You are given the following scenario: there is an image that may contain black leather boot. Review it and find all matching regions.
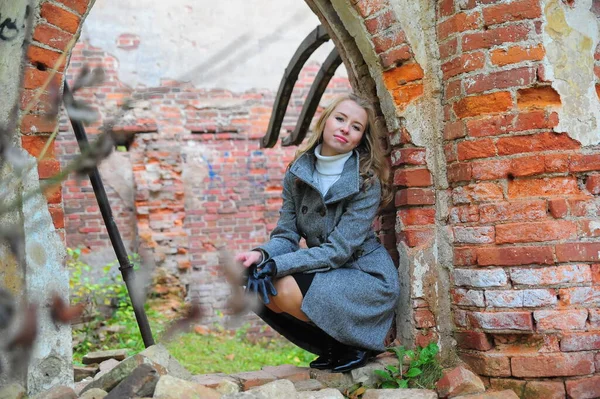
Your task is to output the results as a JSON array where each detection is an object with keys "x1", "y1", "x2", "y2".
[
  {"x1": 331, "y1": 347, "x2": 374, "y2": 373},
  {"x1": 309, "y1": 337, "x2": 340, "y2": 370}
]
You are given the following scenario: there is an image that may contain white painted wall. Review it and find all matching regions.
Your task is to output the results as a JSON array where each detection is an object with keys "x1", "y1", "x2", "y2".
[{"x1": 81, "y1": 0, "x2": 346, "y2": 91}]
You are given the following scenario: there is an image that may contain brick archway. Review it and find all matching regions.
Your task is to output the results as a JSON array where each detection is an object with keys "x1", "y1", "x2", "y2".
[{"x1": 307, "y1": 0, "x2": 600, "y2": 395}]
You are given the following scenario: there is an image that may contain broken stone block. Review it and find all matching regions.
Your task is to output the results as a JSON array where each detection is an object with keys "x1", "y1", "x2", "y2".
[
  {"x1": 309, "y1": 369, "x2": 352, "y2": 389},
  {"x1": 139, "y1": 343, "x2": 193, "y2": 381},
  {"x1": 436, "y1": 365, "x2": 486, "y2": 398},
  {"x1": 349, "y1": 361, "x2": 385, "y2": 387},
  {"x1": 192, "y1": 373, "x2": 240, "y2": 393},
  {"x1": 78, "y1": 388, "x2": 108, "y2": 399},
  {"x1": 457, "y1": 390, "x2": 519, "y2": 399},
  {"x1": 298, "y1": 388, "x2": 345, "y2": 399},
  {"x1": 31, "y1": 385, "x2": 77, "y2": 399},
  {"x1": 230, "y1": 370, "x2": 277, "y2": 390},
  {"x1": 74, "y1": 365, "x2": 99, "y2": 382},
  {"x1": 362, "y1": 389, "x2": 438, "y2": 399},
  {"x1": 94, "y1": 359, "x2": 120, "y2": 379},
  {"x1": 222, "y1": 392, "x2": 267, "y2": 399},
  {"x1": 153, "y1": 375, "x2": 221, "y2": 399},
  {"x1": 0, "y1": 383, "x2": 26, "y2": 399},
  {"x1": 80, "y1": 354, "x2": 167, "y2": 395},
  {"x1": 217, "y1": 379, "x2": 242, "y2": 395},
  {"x1": 82, "y1": 349, "x2": 128, "y2": 365},
  {"x1": 104, "y1": 364, "x2": 160, "y2": 399},
  {"x1": 294, "y1": 379, "x2": 325, "y2": 392},
  {"x1": 249, "y1": 379, "x2": 298, "y2": 398},
  {"x1": 262, "y1": 364, "x2": 310, "y2": 382}
]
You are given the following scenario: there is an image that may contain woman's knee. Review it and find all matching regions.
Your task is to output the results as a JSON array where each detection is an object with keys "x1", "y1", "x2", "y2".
[{"x1": 272, "y1": 277, "x2": 303, "y2": 311}]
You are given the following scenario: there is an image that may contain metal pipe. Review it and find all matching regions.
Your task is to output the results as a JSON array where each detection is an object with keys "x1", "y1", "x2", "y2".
[{"x1": 63, "y1": 82, "x2": 155, "y2": 348}]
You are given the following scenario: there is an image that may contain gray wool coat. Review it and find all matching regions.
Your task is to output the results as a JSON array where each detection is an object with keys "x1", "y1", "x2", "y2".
[{"x1": 257, "y1": 150, "x2": 400, "y2": 352}]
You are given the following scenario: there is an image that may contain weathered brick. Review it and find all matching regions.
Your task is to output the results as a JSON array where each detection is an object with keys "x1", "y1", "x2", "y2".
[
  {"x1": 586, "y1": 175, "x2": 600, "y2": 194},
  {"x1": 511, "y1": 353, "x2": 595, "y2": 377},
  {"x1": 452, "y1": 182, "x2": 504, "y2": 204},
  {"x1": 445, "y1": 143, "x2": 458, "y2": 162},
  {"x1": 483, "y1": 0, "x2": 542, "y2": 25},
  {"x1": 41, "y1": 2, "x2": 82, "y2": 34},
  {"x1": 462, "y1": 23, "x2": 531, "y2": 51},
  {"x1": 561, "y1": 332, "x2": 600, "y2": 351},
  {"x1": 21, "y1": 115, "x2": 58, "y2": 134},
  {"x1": 458, "y1": 352, "x2": 511, "y2": 377},
  {"x1": 548, "y1": 198, "x2": 568, "y2": 218},
  {"x1": 590, "y1": 308, "x2": 600, "y2": 328},
  {"x1": 508, "y1": 155, "x2": 545, "y2": 177},
  {"x1": 383, "y1": 63, "x2": 424, "y2": 88},
  {"x1": 556, "y1": 242, "x2": 600, "y2": 262},
  {"x1": 390, "y1": 83, "x2": 424, "y2": 108},
  {"x1": 453, "y1": 226, "x2": 495, "y2": 244},
  {"x1": 533, "y1": 309, "x2": 587, "y2": 331},
  {"x1": 453, "y1": 288, "x2": 486, "y2": 307},
  {"x1": 390, "y1": 148, "x2": 426, "y2": 166},
  {"x1": 393, "y1": 168, "x2": 432, "y2": 187},
  {"x1": 372, "y1": 28, "x2": 406, "y2": 53},
  {"x1": 464, "y1": 67, "x2": 536, "y2": 94},
  {"x1": 395, "y1": 188, "x2": 435, "y2": 206},
  {"x1": 479, "y1": 200, "x2": 546, "y2": 223},
  {"x1": 515, "y1": 110, "x2": 558, "y2": 131},
  {"x1": 568, "y1": 152, "x2": 599, "y2": 172},
  {"x1": 444, "y1": 120, "x2": 466, "y2": 140},
  {"x1": 468, "y1": 311, "x2": 533, "y2": 331},
  {"x1": 457, "y1": 138, "x2": 496, "y2": 160},
  {"x1": 455, "y1": 247, "x2": 478, "y2": 266},
  {"x1": 454, "y1": 92, "x2": 513, "y2": 118},
  {"x1": 38, "y1": 159, "x2": 61, "y2": 179},
  {"x1": 582, "y1": 219, "x2": 600, "y2": 237},
  {"x1": 438, "y1": 0, "x2": 455, "y2": 18},
  {"x1": 439, "y1": 37, "x2": 459, "y2": 60},
  {"x1": 522, "y1": 381, "x2": 566, "y2": 399},
  {"x1": 33, "y1": 23, "x2": 74, "y2": 51},
  {"x1": 414, "y1": 308, "x2": 436, "y2": 328},
  {"x1": 510, "y1": 264, "x2": 592, "y2": 286},
  {"x1": 450, "y1": 205, "x2": 480, "y2": 223},
  {"x1": 477, "y1": 245, "x2": 553, "y2": 266},
  {"x1": 442, "y1": 51, "x2": 486, "y2": 79},
  {"x1": 466, "y1": 114, "x2": 514, "y2": 137},
  {"x1": 486, "y1": 289, "x2": 556, "y2": 308},
  {"x1": 397, "y1": 228, "x2": 435, "y2": 247},
  {"x1": 354, "y1": 0, "x2": 387, "y2": 18},
  {"x1": 490, "y1": 44, "x2": 546, "y2": 66},
  {"x1": 49, "y1": 206, "x2": 65, "y2": 229},
  {"x1": 517, "y1": 86, "x2": 562, "y2": 108},
  {"x1": 379, "y1": 45, "x2": 412, "y2": 68},
  {"x1": 489, "y1": 379, "x2": 526, "y2": 398},
  {"x1": 437, "y1": 11, "x2": 481, "y2": 40},
  {"x1": 436, "y1": 365, "x2": 486, "y2": 398},
  {"x1": 397, "y1": 208, "x2": 436, "y2": 226},
  {"x1": 559, "y1": 286, "x2": 600, "y2": 305},
  {"x1": 55, "y1": 0, "x2": 89, "y2": 15},
  {"x1": 454, "y1": 268, "x2": 508, "y2": 288},
  {"x1": 365, "y1": 9, "x2": 397, "y2": 35},
  {"x1": 496, "y1": 132, "x2": 580, "y2": 156},
  {"x1": 565, "y1": 376, "x2": 600, "y2": 399},
  {"x1": 507, "y1": 177, "x2": 582, "y2": 198},
  {"x1": 448, "y1": 162, "x2": 472, "y2": 183},
  {"x1": 455, "y1": 331, "x2": 493, "y2": 350},
  {"x1": 495, "y1": 220, "x2": 577, "y2": 244},
  {"x1": 21, "y1": 135, "x2": 55, "y2": 158}
]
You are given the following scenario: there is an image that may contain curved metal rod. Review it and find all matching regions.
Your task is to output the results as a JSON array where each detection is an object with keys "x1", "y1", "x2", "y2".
[
  {"x1": 260, "y1": 25, "x2": 330, "y2": 148},
  {"x1": 283, "y1": 47, "x2": 342, "y2": 147}
]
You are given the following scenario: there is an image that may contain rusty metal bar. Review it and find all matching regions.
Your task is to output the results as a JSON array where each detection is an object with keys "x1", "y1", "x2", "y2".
[
  {"x1": 63, "y1": 82, "x2": 155, "y2": 348},
  {"x1": 282, "y1": 48, "x2": 342, "y2": 147},
  {"x1": 261, "y1": 25, "x2": 330, "y2": 148}
]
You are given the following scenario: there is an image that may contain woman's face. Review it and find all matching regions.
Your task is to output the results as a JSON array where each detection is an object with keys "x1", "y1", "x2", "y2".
[{"x1": 321, "y1": 100, "x2": 368, "y2": 156}]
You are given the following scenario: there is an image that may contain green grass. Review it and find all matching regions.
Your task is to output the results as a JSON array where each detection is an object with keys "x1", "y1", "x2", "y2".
[{"x1": 165, "y1": 331, "x2": 315, "y2": 374}]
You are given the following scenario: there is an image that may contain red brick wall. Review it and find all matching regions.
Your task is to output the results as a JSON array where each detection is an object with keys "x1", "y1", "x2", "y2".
[
  {"x1": 19, "y1": 0, "x2": 93, "y2": 243},
  {"x1": 438, "y1": 0, "x2": 600, "y2": 393}
]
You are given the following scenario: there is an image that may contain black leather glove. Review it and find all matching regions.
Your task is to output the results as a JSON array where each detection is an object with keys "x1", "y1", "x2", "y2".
[{"x1": 246, "y1": 260, "x2": 278, "y2": 304}]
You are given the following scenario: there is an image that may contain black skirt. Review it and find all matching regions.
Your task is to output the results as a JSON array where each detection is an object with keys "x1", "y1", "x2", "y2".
[{"x1": 291, "y1": 272, "x2": 315, "y2": 297}]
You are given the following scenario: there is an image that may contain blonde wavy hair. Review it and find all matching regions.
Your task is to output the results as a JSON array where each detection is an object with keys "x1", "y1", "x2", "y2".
[{"x1": 292, "y1": 93, "x2": 392, "y2": 205}]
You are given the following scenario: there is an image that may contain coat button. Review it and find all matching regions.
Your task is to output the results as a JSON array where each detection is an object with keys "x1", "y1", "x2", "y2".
[
  {"x1": 301, "y1": 206, "x2": 308, "y2": 214},
  {"x1": 319, "y1": 208, "x2": 326, "y2": 217}
]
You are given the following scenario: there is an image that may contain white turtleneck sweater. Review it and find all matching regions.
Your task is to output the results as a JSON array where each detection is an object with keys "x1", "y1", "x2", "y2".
[{"x1": 313, "y1": 144, "x2": 353, "y2": 196}]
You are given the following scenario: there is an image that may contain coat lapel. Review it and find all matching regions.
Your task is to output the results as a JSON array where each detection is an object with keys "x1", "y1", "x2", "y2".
[{"x1": 290, "y1": 150, "x2": 360, "y2": 204}]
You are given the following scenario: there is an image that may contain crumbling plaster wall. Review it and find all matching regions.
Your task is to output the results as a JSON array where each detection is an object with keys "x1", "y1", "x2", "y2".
[{"x1": 542, "y1": 0, "x2": 600, "y2": 146}]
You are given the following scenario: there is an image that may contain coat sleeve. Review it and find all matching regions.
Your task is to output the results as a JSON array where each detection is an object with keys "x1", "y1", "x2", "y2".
[
  {"x1": 272, "y1": 177, "x2": 381, "y2": 276},
  {"x1": 255, "y1": 171, "x2": 301, "y2": 259}
]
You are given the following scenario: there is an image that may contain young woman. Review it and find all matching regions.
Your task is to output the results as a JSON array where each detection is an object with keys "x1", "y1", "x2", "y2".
[{"x1": 235, "y1": 94, "x2": 400, "y2": 373}]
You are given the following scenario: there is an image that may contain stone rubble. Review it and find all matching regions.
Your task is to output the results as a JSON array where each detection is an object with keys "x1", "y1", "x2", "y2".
[{"x1": 0, "y1": 346, "x2": 528, "y2": 398}]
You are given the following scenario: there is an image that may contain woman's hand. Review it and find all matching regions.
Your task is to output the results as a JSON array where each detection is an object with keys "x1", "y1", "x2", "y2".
[{"x1": 235, "y1": 250, "x2": 263, "y2": 268}]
